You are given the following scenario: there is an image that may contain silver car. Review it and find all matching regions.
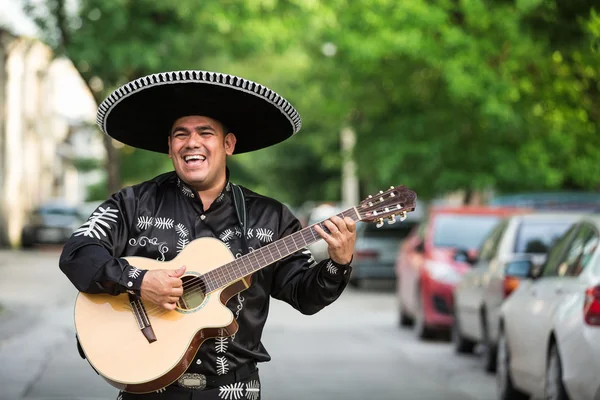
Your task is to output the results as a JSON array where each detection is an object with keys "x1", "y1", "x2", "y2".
[{"x1": 453, "y1": 211, "x2": 582, "y2": 372}]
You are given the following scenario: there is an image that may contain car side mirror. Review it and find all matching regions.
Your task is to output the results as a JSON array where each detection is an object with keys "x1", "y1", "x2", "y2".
[{"x1": 505, "y1": 259, "x2": 536, "y2": 279}]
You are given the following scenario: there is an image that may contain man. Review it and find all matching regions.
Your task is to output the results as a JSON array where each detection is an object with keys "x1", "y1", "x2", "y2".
[{"x1": 59, "y1": 70, "x2": 356, "y2": 399}]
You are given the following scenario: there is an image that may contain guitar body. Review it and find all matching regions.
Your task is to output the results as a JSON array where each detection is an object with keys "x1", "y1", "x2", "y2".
[{"x1": 74, "y1": 237, "x2": 250, "y2": 394}]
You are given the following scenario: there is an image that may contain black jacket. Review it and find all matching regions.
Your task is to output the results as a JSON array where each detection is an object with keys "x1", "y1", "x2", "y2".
[{"x1": 59, "y1": 171, "x2": 352, "y2": 376}]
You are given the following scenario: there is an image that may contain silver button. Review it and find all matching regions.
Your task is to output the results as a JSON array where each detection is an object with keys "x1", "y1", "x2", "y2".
[
  {"x1": 200, "y1": 215, "x2": 206, "y2": 220},
  {"x1": 196, "y1": 359, "x2": 202, "y2": 365},
  {"x1": 127, "y1": 281, "x2": 133, "y2": 287}
]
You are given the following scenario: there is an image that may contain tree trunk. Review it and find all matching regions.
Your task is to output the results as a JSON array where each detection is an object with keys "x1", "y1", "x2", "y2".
[{"x1": 463, "y1": 189, "x2": 473, "y2": 205}]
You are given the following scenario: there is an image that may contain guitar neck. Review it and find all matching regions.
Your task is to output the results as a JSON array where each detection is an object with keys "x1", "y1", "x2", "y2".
[{"x1": 203, "y1": 207, "x2": 361, "y2": 292}]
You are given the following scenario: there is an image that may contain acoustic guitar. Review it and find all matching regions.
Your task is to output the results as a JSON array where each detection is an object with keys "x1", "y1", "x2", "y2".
[{"x1": 74, "y1": 185, "x2": 417, "y2": 393}]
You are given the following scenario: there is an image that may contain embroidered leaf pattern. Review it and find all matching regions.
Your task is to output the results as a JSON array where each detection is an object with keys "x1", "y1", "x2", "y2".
[
  {"x1": 255, "y1": 228, "x2": 274, "y2": 243},
  {"x1": 246, "y1": 228, "x2": 254, "y2": 239},
  {"x1": 137, "y1": 216, "x2": 153, "y2": 230},
  {"x1": 245, "y1": 380, "x2": 260, "y2": 400},
  {"x1": 215, "y1": 192, "x2": 225, "y2": 203},
  {"x1": 177, "y1": 237, "x2": 189, "y2": 253},
  {"x1": 128, "y1": 267, "x2": 141, "y2": 279},
  {"x1": 154, "y1": 217, "x2": 174, "y2": 229},
  {"x1": 216, "y1": 356, "x2": 229, "y2": 375},
  {"x1": 220, "y1": 229, "x2": 234, "y2": 242},
  {"x1": 215, "y1": 337, "x2": 228, "y2": 353},
  {"x1": 325, "y1": 260, "x2": 338, "y2": 275},
  {"x1": 235, "y1": 293, "x2": 245, "y2": 319},
  {"x1": 175, "y1": 223, "x2": 189, "y2": 238},
  {"x1": 180, "y1": 185, "x2": 195, "y2": 198},
  {"x1": 219, "y1": 382, "x2": 244, "y2": 400},
  {"x1": 117, "y1": 393, "x2": 123, "y2": 400},
  {"x1": 74, "y1": 207, "x2": 119, "y2": 239},
  {"x1": 234, "y1": 227, "x2": 242, "y2": 237}
]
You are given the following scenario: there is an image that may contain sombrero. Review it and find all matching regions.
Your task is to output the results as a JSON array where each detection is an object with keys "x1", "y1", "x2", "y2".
[{"x1": 96, "y1": 70, "x2": 302, "y2": 154}]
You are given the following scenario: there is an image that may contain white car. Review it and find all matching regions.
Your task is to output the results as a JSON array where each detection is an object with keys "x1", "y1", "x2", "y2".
[
  {"x1": 497, "y1": 215, "x2": 600, "y2": 400},
  {"x1": 453, "y1": 211, "x2": 580, "y2": 372}
]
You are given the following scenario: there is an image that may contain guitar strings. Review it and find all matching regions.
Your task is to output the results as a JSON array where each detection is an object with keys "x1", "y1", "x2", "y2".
[{"x1": 134, "y1": 209, "x2": 363, "y2": 315}]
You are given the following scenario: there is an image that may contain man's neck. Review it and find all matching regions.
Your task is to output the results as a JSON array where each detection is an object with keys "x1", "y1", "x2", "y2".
[{"x1": 195, "y1": 176, "x2": 227, "y2": 211}]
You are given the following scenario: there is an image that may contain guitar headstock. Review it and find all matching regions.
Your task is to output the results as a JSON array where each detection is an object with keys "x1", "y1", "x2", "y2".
[{"x1": 358, "y1": 185, "x2": 417, "y2": 228}]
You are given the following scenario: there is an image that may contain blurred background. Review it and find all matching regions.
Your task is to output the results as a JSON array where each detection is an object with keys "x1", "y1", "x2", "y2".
[{"x1": 0, "y1": 0, "x2": 599, "y2": 399}]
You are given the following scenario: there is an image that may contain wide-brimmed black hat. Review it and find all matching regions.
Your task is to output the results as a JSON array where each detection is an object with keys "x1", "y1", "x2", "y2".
[{"x1": 96, "y1": 70, "x2": 302, "y2": 154}]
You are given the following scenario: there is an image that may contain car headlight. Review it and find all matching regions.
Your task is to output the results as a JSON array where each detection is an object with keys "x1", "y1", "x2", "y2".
[{"x1": 425, "y1": 261, "x2": 462, "y2": 284}]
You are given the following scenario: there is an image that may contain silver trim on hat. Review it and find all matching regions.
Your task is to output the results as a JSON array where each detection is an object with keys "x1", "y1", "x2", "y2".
[{"x1": 96, "y1": 70, "x2": 302, "y2": 135}]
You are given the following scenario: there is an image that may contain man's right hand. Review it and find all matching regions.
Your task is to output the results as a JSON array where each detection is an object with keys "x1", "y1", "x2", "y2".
[{"x1": 140, "y1": 265, "x2": 186, "y2": 310}]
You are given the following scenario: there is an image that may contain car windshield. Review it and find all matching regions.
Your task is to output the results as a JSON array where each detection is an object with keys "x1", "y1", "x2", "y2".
[
  {"x1": 513, "y1": 221, "x2": 574, "y2": 253},
  {"x1": 433, "y1": 214, "x2": 501, "y2": 249}
]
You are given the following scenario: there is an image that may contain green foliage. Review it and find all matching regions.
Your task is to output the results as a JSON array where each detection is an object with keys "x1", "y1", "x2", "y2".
[{"x1": 23, "y1": 0, "x2": 600, "y2": 206}]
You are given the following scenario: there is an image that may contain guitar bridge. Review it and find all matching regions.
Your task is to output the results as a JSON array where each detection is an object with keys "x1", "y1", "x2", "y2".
[{"x1": 128, "y1": 293, "x2": 157, "y2": 343}]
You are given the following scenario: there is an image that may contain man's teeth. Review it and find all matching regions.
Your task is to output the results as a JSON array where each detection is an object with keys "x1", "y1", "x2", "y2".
[{"x1": 184, "y1": 155, "x2": 206, "y2": 162}]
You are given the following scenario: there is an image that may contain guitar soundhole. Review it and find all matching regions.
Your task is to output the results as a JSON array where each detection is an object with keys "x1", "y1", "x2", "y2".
[{"x1": 178, "y1": 275, "x2": 206, "y2": 310}]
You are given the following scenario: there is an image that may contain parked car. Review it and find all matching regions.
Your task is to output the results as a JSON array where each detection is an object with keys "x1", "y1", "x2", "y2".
[
  {"x1": 350, "y1": 203, "x2": 423, "y2": 288},
  {"x1": 395, "y1": 206, "x2": 523, "y2": 339},
  {"x1": 453, "y1": 211, "x2": 581, "y2": 372},
  {"x1": 497, "y1": 215, "x2": 600, "y2": 400},
  {"x1": 21, "y1": 201, "x2": 85, "y2": 248}
]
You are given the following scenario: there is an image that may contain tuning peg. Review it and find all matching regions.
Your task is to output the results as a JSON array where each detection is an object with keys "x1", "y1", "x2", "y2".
[
  {"x1": 387, "y1": 214, "x2": 396, "y2": 224},
  {"x1": 399, "y1": 211, "x2": 407, "y2": 222},
  {"x1": 390, "y1": 186, "x2": 394, "y2": 189},
  {"x1": 379, "y1": 190, "x2": 384, "y2": 194},
  {"x1": 376, "y1": 218, "x2": 384, "y2": 228}
]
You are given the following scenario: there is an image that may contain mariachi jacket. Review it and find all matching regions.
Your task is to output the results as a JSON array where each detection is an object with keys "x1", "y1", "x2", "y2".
[{"x1": 59, "y1": 170, "x2": 352, "y2": 376}]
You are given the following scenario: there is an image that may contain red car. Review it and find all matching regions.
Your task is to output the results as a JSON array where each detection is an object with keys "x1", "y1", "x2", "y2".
[{"x1": 394, "y1": 205, "x2": 525, "y2": 339}]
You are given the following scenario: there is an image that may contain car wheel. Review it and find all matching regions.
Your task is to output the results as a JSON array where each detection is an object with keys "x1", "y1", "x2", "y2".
[
  {"x1": 545, "y1": 344, "x2": 569, "y2": 400},
  {"x1": 398, "y1": 298, "x2": 414, "y2": 328},
  {"x1": 481, "y1": 317, "x2": 497, "y2": 373},
  {"x1": 452, "y1": 315, "x2": 475, "y2": 354},
  {"x1": 496, "y1": 330, "x2": 528, "y2": 400},
  {"x1": 414, "y1": 291, "x2": 433, "y2": 340}
]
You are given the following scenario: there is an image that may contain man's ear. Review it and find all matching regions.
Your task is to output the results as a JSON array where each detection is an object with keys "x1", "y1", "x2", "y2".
[
  {"x1": 167, "y1": 135, "x2": 172, "y2": 158},
  {"x1": 224, "y1": 133, "x2": 237, "y2": 156}
]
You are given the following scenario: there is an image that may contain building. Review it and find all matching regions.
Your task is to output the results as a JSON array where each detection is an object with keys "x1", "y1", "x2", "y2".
[{"x1": 0, "y1": 29, "x2": 102, "y2": 248}]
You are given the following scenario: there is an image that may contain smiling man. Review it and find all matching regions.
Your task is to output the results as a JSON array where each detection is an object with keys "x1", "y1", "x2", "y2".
[{"x1": 59, "y1": 71, "x2": 356, "y2": 400}]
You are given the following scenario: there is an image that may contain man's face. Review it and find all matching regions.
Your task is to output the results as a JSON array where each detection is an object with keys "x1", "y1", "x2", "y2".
[{"x1": 168, "y1": 115, "x2": 236, "y2": 191}]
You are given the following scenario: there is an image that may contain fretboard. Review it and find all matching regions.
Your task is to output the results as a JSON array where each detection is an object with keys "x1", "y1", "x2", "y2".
[{"x1": 203, "y1": 207, "x2": 360, "y2": 292}]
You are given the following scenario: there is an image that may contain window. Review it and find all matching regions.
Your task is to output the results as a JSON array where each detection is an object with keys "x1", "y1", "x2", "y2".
[
  {"x1": 564, "y1": 224, "x2": 599, "y2": 277},
  {"x1": 478, "y1": 220, "x2": 508, "y2": 262},
  {"x1": 432, "y1": 214, "x2": 502, "y2": 250},
  {"x1": 513, "y1": 220, "x2": 574, "y2": 254},
  {"x1": 541, "y1": 225, "x2": 579, "y2": 277}
]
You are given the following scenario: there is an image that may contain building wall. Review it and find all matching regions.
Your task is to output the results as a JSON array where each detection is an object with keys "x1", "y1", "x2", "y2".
[{"x1": 0, "y1": 30, "x2": 100, "y2": 248}]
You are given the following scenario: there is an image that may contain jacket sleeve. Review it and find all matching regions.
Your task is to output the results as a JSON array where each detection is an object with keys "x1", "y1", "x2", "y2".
[
  {"x1": 269, "y1": 205, "x2": 352, "y2": 315},
  {"x1": 59, "y1": 188, "x2": 147, "y2": 295}
]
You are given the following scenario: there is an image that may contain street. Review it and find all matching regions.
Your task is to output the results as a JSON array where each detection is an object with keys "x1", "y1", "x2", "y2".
[{"x1": 0, "y1": 249, "x2": 496, "y2": 400}]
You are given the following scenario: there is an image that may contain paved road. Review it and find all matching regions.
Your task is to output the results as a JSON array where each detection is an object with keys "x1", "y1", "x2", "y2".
[{"x1": 0, "y1": 248, "x2": 496, "y2": 400}]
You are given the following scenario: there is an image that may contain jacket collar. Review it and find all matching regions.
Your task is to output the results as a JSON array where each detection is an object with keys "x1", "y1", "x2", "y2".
[{"x1": 175, "y1": 169, "x2": 232, "y2": 207}]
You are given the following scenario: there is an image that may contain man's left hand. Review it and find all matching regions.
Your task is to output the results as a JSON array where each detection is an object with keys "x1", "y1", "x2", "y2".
[{"x1": 314, "y1": 216, "x2": 356, "y2": 265}]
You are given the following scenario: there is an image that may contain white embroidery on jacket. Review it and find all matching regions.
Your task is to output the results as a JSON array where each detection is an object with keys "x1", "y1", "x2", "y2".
[
  {"x1": 255, "y1": 228, "x2": 273, "y2": 243},
  {"x1": 154, "y1": 217, "x2": 174, "y2": 229},
  {"x1": 325, "y1": 260, "x2": 338, "y2": 275},
  {"x1": 128, "y1": 236, "x2": 169, "y2": 261},
  {"x1": 74, "y1": 206, "x2": 119, "y2": 239},
  {"x1": 245, "y1": 380, "x2": 260, "y2": 400},
  {"x1": 128, "y1": 267, "x2": 142, "y2": 279},
  {"x1": 175, "y1": 223, "x2": 189, "y2": 238},
  {"x1": 218, "y1": 382, "x2": 244, "y2": 400},
  {"x1": 216, "y1": 356, "x2": 229, "y2": 375},
  {"x1": 137, "y1": 216, "x2": 153, "y2": 230},
  {"x1": 215, "y1": 337, "x2": 228, "y2": 353}
]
